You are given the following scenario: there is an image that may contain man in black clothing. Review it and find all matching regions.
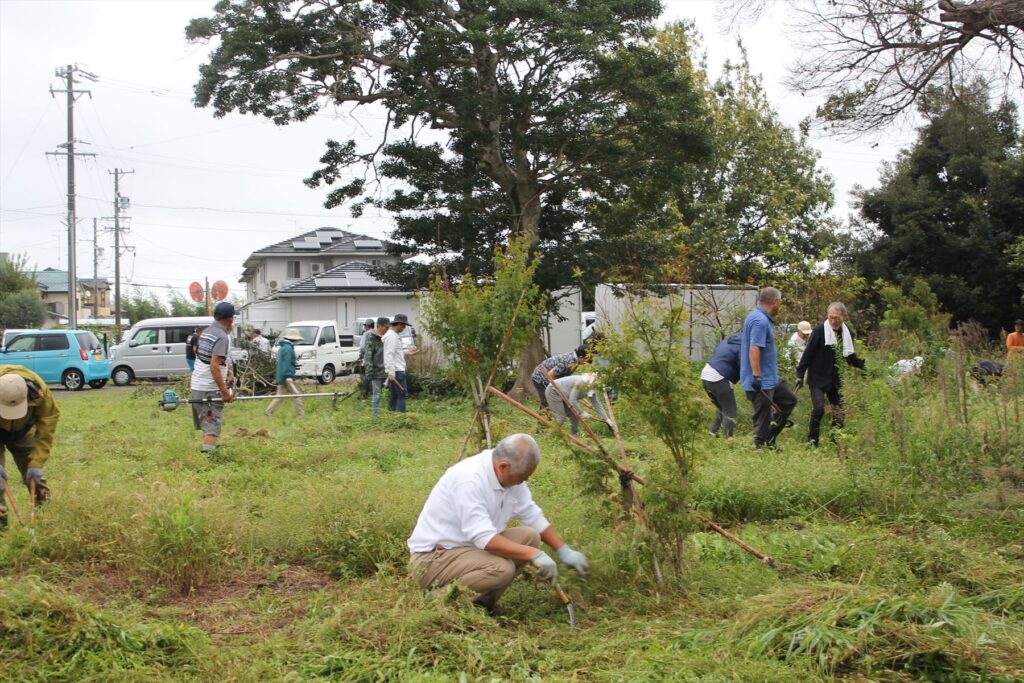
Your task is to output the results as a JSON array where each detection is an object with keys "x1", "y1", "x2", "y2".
[
  {"x1": 796, "y1": 302, "x2": 865, "y2": 446},
  {"x1": 185, "y1": 326, "x2": 202, "y2": 372}
]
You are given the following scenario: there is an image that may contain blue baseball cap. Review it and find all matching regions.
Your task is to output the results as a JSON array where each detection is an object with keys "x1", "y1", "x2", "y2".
[{"x1": 213, "y1": 301, "x2": 236, "y2": 320}]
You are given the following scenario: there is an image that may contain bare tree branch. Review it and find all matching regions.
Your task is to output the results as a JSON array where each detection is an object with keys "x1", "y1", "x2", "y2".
[{"x1": 723, "y1": 0, "x2": 1024, "y2": 133}]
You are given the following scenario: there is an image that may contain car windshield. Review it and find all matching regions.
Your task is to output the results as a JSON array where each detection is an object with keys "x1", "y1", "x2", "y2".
[{"x1": 289, "y1": 326, "x2": 318, "y2": 345}]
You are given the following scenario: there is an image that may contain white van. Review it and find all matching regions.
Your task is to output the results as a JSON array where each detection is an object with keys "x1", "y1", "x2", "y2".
[
  {"x1": 282, "y1": 320, "x2": 361, "y2": 384},
  {"x1": 109, "y1": 316, "x2": 213, "y2": 385}
]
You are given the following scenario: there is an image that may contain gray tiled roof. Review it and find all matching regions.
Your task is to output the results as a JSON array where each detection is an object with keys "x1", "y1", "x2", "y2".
[
  {"x1": 29, "y1": 268, "x2": 110, "y2": 293},
  {"x1": 275, "y1": 261, "x2": 403, "y2": 295},
  {"x1": 245, "y1": 228, "x2": 385, "y2": 261}
]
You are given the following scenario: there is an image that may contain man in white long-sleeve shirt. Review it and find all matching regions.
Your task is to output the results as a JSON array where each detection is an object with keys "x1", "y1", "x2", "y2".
[
  {"x1": 408, "y1": 433, "x2": 589, "y2": 611},
  {"x1": 383, "y1": 313, "x2": 416, "y2": 413}
]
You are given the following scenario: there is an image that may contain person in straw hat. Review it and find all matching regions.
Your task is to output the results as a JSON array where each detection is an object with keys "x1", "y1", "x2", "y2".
[
  {"x1": 264, "y1": 328, "x2": 305, "y2": 418},
  {"x1": 0, "y1": 364, "x2": 59, "y2": 527}
]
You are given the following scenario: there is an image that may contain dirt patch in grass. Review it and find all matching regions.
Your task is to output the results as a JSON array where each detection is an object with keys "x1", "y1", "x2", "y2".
[{"x1": 173, "y1": 564, "x2": 335, "y2": 638}]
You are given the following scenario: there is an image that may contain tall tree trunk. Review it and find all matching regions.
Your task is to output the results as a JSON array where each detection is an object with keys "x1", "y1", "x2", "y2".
[
  {"x1": 512, "y1": 333, "x2": 548, "y2": 399},
  {"x1": 510, "y1": 187, "x2": 546, "y2": 399}
]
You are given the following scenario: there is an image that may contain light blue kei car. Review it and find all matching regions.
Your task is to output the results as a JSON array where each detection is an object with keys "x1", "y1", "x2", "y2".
[{"x1": 0, "y1": 329, "x2": 111, "y2": 390}]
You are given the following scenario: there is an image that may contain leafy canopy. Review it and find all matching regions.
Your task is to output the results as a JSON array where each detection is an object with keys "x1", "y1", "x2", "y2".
[
  {"x1": 855, "y1": 84, "x2": 1024, "y2": 332},
  {"x1": 654, "y1": 24, "x2": 835, "y2": 283},
  {"x1": 419, "y1": 236, "x2": 545, "y2": 394},
  {"x1": 187, "y1": 1, "x2": 710, "y2": 294}
]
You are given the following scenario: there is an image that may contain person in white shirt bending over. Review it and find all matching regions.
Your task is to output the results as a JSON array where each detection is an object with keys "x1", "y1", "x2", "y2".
[
  {"x1": 382, "y1": 313, "x2": 417, "y2": 413},
  {"x1": 407, "y1": 433, "x2": 589, "y2": 612}
]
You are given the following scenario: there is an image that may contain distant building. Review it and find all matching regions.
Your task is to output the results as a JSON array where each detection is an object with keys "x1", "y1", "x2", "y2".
[
  {"x1": 241, "y1": 228, "x2": 400, "y2": 303},
  {"x1": 30, "y1": 267, "x2": 112, "y2": 323}
]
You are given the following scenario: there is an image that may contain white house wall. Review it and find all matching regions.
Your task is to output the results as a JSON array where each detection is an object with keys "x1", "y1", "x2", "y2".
[
  {"x1": 244, "y1": 293, "x2": 424, "y2": 340},
  {"x1": 594, "y1": 284, "x2": 757, "y2": 361}
]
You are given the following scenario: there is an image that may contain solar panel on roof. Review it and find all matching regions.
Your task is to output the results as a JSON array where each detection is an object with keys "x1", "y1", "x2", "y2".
[
  {"x1": 353, "y1": 239, "x2": 382, "y2": 249},
  {"x1": 292, "y1": 240, "x2": 319, "y2": 250},
  {"x1": 345, "y1": 273, "x2": 380, "y2": 287},
  {"x1": 314, "y1": 274, "x2": 348, "y2": 288}
]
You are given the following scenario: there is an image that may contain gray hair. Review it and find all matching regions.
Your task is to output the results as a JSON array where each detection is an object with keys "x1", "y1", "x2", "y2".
[
  {"x1": 759, "y1": 287, "x2": 782, "y2": 305},
  {"x1": 492, "y1": 433, "x2": 541, "y2": 475},
  {"x1": 827, "y1": 302, "x2": 848, "y2": 316}
]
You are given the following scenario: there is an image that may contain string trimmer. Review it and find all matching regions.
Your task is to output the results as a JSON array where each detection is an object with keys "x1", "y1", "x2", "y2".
[{"x1": 158, "y1": 389, "x2": 353, "y2": 412}]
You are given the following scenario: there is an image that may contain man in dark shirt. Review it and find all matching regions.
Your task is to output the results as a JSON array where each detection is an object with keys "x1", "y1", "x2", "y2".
[
  {"x1": 796, "y1": 302, "x2": 865, "y2": 446},
  {"x1": 185, "y1": 326, "x2": 202, "y2": 372}
]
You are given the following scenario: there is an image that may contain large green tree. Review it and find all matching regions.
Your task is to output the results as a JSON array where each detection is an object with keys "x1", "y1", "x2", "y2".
[
  {"x1": 187, "y1": 1, "x2": 711, "y2": 385},
  {"x1": 654, "y1": 25, "x2": 835, "y2": 283},
  {"x1": 0, "y1": 256, "x2": 45, "y2": 330},
  {"x1": 855, "y1": 85, "x2": 1024, "y2": 331}
]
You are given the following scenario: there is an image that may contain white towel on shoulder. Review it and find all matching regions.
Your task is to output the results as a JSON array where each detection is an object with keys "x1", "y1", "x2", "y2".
[{"x1": 823, "y1": 322, "x2": 855, "y2": 357}]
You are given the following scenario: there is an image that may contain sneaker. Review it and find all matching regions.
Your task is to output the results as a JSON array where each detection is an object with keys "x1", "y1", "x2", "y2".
[{"x1": 201, "y1": 444, "x2": 217, "y2": 453}]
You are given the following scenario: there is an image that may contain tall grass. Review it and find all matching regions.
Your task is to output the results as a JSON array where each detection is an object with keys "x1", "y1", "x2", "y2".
[{"x1": 0, "y1": 367, "x2": 1020, "y2": 681}]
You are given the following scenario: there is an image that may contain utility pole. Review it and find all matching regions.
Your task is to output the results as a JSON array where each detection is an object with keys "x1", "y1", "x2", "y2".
[
  {"x1": 109, "y1": 168, "x2": 133, "y2": 338},
  {"x1": 46, "y1": 64, "x2": 97, "y2": 328},
  {"x1": 91, "y1": 218, "x2": 100, "y2": 321}
]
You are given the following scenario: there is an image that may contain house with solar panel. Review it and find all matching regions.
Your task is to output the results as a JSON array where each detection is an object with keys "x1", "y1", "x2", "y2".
[{"x1": 238, "y1": 228, "x2": 418, "y2": 341}]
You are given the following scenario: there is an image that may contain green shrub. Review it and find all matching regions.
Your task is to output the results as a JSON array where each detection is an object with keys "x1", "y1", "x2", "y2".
[{"x1": 141, "y1": 496, "x2": 224, "y2": 595}]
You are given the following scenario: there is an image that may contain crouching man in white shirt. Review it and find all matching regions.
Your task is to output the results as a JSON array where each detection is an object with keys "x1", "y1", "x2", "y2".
[{"x1": 407, "y1": 433, "x2": 588, "y2": 611}]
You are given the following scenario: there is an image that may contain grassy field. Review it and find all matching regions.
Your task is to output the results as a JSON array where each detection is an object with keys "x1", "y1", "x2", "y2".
[{"x1": 1, "y1": 363, "x2": 1023, "y2": 681}]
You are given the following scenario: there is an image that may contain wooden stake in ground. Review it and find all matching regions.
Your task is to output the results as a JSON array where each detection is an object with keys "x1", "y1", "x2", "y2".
[
  {"x1": 29, "y1": 479, "x2": 35, "y2": 525},
  {"x1": 4, "y1": 483, "x2": 24, "y2": 527},
  {"x1": 457, "y1": 288, "x2": 528, "y2": 460},
  {"x1": 487, "y1": 386, "x2": 598, "y2": 454},
  {"x1": 603, "y1": 389, "x2": 663, "y2": 585}
]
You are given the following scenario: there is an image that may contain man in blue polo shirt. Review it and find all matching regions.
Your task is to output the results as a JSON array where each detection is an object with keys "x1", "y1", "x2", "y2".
[{"x1": 740, "y1": 287, "x2": 797, "y2": 448}]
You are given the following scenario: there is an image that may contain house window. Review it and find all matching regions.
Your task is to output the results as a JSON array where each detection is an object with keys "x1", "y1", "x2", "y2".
[
  {"x1": 371, "y1": 259, "x2": 381, "y2": 266},
  {"x1": 260, "y1": 263, "x2": 267, "y2": 284},
  {"x1": 287, "y1": 261, "x2": 301, "y2": 279}
]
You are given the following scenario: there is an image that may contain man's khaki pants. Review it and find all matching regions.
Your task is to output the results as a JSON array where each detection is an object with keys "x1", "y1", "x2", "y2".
[
  {"x1": 264, "y1": 378, "x2": 304, "y2": 416},
  {"x1": 409, "y1": 527, "x2": 541, "y2": 609}
]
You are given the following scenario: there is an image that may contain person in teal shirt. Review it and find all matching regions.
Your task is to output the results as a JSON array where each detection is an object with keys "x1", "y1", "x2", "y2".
[{"x1": 264, "y1": 329, "x2": 305, "y2": 417}]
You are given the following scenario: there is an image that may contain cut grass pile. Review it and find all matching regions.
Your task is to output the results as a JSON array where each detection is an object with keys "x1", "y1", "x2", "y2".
[{"x1": 0, "y1": 381, "x2": 1020, "y2": 681}]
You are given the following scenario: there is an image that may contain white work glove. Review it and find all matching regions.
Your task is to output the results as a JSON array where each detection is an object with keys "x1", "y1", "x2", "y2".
[
  {"x1": 557, "y1": 545, "x2": 589, "y2": 575},
  {"x1": 387, "y1": 371, "x2": 396, "y2": 382},
  {"x1": 531, "y1": 551, "x2": 558, "y2": 579}
]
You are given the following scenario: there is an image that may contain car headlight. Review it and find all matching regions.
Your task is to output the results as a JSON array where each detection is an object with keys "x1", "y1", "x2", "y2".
[{"x1": 299, "y1": 351, "x2": 314, "y2": 360}]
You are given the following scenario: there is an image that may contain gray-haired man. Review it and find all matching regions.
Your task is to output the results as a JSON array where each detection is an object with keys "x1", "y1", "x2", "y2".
[{"x1": 407, "y1": 434, "x2": 588, "y2": 611}]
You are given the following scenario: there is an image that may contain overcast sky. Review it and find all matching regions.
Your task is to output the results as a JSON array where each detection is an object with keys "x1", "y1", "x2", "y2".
[{"x1": 0, "y1": 0, "x2": 913, "y2": 302}]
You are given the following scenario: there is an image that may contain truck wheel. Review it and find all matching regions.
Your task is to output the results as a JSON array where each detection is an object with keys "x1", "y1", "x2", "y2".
[
  {"x1": 112, "y1": 366, "x2": 134, "y2": 386},
  {"x1": 62, "y1": 368, "x2": 85, "y2": 391},
  {"x1": 318, "y1": 365, "x2": 336, "y2": 385}
]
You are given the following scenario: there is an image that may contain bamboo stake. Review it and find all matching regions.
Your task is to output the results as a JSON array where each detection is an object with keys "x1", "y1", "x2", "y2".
[
  {"x1": 547, "y1": 375, "x2": 607, "y2": 456},
  {"x1": 4, "y1": 484, "x2": 23, "y2": 527},
  {"x1": 487, "y1": 386, "x2": 600, "y2": 456},
  {"x1": 476, "y1": 375, "x2": 493, "y2": 449},
  {"x1": 603, "y1": 389, "x2": 664, "y2": 585},
  {"x1": 29, "y1": 480, "x2": 36, "y2": 524},
  {"x1": 457, "y1": 288, "x2": 528, "y2": 460}
]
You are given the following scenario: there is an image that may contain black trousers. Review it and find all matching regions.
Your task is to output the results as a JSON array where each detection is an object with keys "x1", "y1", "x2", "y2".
[
  {"x1": 702, "y1": 378, "x2": 737, "y2": 437},
  {"x1": 533, "y1": 379, "x2": 549, "y2": 409},
  {"x1": 745, "y1": 381, "x2": 797, "y2": 448},
  {"x1": 808, "y1": 383, "x2": 844, "y2": 445}
]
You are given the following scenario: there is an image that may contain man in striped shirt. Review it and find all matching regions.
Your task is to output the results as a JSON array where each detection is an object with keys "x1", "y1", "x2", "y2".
[{"x1": 190, "y1": 302, "x2": 236, "y2": 453}]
